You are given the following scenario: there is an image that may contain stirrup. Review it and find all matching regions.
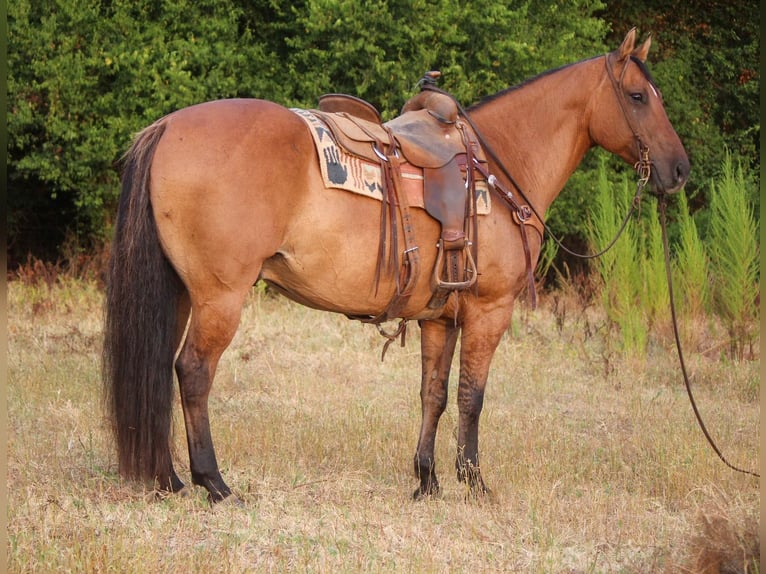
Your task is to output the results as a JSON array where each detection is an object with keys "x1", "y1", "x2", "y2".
[{"x1": 431, "y1": 239, "x2": 477, "y2": 291}]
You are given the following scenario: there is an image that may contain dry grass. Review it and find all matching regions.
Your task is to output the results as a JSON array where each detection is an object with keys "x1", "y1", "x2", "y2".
[{"x1": 7, "y1": 281, "x2": 760, "y2": 573}]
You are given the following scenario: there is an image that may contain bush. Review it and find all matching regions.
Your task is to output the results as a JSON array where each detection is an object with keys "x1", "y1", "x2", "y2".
[
  {"x1": 587, "y1": 161, "x2": 648, "y2": 356},
  {"x1": 7, "y1": 0, "x2": 288, "y2": 260},
  {"x1": 674, "y1": 189, "x2": 709, "y2": 319},
  {"x1": 587, "y1": 154, "x2": 759, "y2": 360},
  {"x1": 8, "y1": 0, "x2": 609, "y2": 263}
]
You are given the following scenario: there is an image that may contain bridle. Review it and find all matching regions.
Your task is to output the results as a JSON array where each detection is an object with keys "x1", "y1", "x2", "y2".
[{"x1": 604, "y1": 53, "x2": 654, "y2": 190}]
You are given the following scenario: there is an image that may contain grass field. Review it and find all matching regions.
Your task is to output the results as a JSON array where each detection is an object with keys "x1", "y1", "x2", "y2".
[{"x1": 7, "y1": 280, "x2": 760, "y2": 572}]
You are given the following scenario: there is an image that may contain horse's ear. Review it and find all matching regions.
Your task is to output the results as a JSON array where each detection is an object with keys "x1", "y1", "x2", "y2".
[
  {"x1": 633, "y1": 34, "x2": 652, "y2": 62},
  {"x1": 618, "y1": 27, "x2": 637, "y2": 61}
]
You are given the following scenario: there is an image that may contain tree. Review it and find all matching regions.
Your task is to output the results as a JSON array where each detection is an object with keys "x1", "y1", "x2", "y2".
[
  {"x1": 8, "y1": 0, "x2": 282, "y2": 263},
  {"x1": 278, "y1": 0, "x2": 606, "y2": 116},
  {"x1": 11, "y1": 0, "x2": 756, "y2": 270}
]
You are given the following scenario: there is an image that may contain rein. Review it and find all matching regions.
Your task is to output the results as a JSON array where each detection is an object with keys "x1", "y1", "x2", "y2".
[
  {"x1": 417, "y1": 55, "x2": 759, "y2": 478},
  {"x1": 612, "y1": 55, "x2": 757, "y2": 479},
  {"x1": 657, "y1": 195, "x2": 760, "y2": 478}
]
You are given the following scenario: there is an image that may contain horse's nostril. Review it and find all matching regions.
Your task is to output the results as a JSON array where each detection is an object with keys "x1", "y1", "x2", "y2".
[{"x1": 675, "y1": 159, "x2": 690, "y2": 183}]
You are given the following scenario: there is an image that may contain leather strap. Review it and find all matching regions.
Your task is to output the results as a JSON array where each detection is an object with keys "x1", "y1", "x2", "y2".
[
  {"x1": 384, "y1": 152, "x2": 421, "y2": 316},
  {"x1": 361, "y1": 139, "x2": 422, "y2": 324},
  {"x1": 472, "y1": 160, "x2": 540, "y2": 309}
]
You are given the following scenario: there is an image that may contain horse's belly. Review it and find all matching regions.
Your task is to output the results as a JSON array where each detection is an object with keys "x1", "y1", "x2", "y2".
[
  {"x1": 259, "y1": 248, "x2": 393, "y2": 316},
  {"x1": 259, "y1": 250, "x2": 375, "y2": 314},
  {"x1": 258, "y1": 208, "x2": 442, "y2": 318}
]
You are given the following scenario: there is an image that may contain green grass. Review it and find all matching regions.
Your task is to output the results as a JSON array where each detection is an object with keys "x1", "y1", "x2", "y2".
[{"x1": 7, "y1": 281, "x2": 760, "y2": 572}]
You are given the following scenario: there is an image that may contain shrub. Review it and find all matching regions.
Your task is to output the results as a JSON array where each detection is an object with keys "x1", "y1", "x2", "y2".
[
  {"x1": 674, "y1": 190, "x2": 710, "y2": 319},
  {"x1": 706, "y1": 153, "x2": 760, "y2": 360},
  {"x1": 587, "y1": 162, "x2": 647, "y2": 356}
]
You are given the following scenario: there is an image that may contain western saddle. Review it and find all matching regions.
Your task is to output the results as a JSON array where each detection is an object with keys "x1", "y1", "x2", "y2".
[{"x1": 312, "y1": 73, "x2": 487, "y2": 323}]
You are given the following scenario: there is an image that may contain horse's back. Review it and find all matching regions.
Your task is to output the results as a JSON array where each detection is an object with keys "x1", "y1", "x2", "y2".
[{"x1": 152, "y1": 98, "x2": 314, "y2": 201}]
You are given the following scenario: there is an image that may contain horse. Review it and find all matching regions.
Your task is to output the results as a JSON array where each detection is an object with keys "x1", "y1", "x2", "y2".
[{"x1": 103, "y1": 29, "x2": 689, "y2": 503}]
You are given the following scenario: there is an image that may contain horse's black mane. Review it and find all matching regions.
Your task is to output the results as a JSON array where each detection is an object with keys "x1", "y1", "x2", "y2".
[{"x1": 468, "y1": 53, "x2": 657, "y2": 111}]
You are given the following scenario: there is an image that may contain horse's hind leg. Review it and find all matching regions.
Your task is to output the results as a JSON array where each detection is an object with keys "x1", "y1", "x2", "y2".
[
  {"x1": 162, "y1": 290, "x2": 192, "y2": 495},
  {"x1": 413, "y1": 319, "x2": 459, "y2": 499},
  {"x1": 175, "y1": 290, "x2": 245, "y2": 502}
]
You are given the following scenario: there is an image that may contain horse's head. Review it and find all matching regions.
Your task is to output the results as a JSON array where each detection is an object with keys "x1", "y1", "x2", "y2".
[{"x1": 589, "y1": 29, "x2": 690, "y2": 194}]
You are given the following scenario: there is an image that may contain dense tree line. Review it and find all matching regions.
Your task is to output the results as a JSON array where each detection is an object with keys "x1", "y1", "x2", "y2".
[{"x1": 7, "y1": 0, "x2": 758, "y2": 269}]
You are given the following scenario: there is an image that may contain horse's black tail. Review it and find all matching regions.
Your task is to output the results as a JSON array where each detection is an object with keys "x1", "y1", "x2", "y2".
[{"x1": 103, "y1": 119, "x2": 182, "y2": 484}]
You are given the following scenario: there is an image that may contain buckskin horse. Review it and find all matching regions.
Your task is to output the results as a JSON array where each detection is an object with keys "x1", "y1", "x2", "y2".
[{"x1": 103, "y1": 29, "x2": 689, "y2": 502}]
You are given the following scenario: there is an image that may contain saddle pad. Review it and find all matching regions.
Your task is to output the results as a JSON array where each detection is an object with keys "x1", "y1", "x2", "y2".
[{"x1": 292, "y1": 108, "x2": 491, "y2": 215}]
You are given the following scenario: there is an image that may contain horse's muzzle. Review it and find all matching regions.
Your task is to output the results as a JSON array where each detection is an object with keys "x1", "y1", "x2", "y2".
[{"x1": 653, "y1": 156, "x2": 690, "y2": 194}]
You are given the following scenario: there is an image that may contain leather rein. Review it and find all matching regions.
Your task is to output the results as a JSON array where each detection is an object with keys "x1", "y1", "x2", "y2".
[
  {"x1": 425, "y1": 55, "x2": 759, "y2": 479},
  {"x1": 608, "y1": 54, "x2": 757, "y2": 478}
]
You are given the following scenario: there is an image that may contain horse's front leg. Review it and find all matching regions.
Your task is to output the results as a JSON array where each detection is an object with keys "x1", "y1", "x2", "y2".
[
  {"x1": 455, "y1": 304, "x2": 512, "y2": 496},
  {"x1": 412, "y1": 319, "x2": 460, "y2": 499}
]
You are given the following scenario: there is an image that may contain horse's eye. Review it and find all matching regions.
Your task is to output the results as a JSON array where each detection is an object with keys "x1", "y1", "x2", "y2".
[{"x1": 630, "y1": 92, "x2": 646, "y2": 104}]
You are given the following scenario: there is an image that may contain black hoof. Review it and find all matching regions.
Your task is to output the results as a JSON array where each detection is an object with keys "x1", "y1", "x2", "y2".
[
  {"x1": 210, "y1": 492, "x2": 244, "y2": 508},
  {"x1": 413, "y1": 482, "x2": 441, "y2": 501}
]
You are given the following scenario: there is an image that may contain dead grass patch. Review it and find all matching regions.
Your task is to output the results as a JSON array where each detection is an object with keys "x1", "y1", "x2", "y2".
[{"x1": 7, "y1": 282, "x2": 759, "y2": 572}]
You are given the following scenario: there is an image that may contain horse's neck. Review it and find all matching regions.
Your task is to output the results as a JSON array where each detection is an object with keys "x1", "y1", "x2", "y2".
[{"x1": 470, "y1": 60, "x2": 599, "y2": 213}]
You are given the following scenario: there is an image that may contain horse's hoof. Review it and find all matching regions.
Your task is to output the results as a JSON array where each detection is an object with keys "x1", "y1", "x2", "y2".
[
  {"x1": 412, "y1": 485, "x2": 441, "y2": 501},
  {"x1": 463, "y1": 484, "x2": 494, "y2": 503},
  {"x1": 210, "y1": 492, "x2": 244, "y2": 508}
]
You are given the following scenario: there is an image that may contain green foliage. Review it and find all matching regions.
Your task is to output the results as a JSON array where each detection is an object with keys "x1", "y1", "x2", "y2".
[
  {"x1": 674, "y1": 189, "x2": 709, "y2": 318},
  {"x1": 706, "y1": 153, "x2": 760, "y2": 359},
  {"x1": 638, "y1": 200, "x2": 668, "y2": 331},
  {"x1": 7, "y1": 0, "x2": 759, "y2": 292},
  {"x1": 536, "y1": 236, "x2": 559, "y2": 288},
  {"x1": 8, "y1": 0, "x2": 284, "y2": 252},
  {"x1": 587, "y1": 153, "x2": 760, "y2": 360},
  {"x1": 8, "y1": 0, "x2": 607, "y2": 261},
  {"x1": 587, "y1": 162, "x2": 648, "y2": 356},
  {"x1": 278, "y1": 0, "x2": 607, "y2": 116}
]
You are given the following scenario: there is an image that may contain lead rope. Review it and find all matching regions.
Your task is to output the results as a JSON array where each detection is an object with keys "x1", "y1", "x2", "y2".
[{"x1": 658, "y1": 194, "x2": 759, "y2": 478}]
